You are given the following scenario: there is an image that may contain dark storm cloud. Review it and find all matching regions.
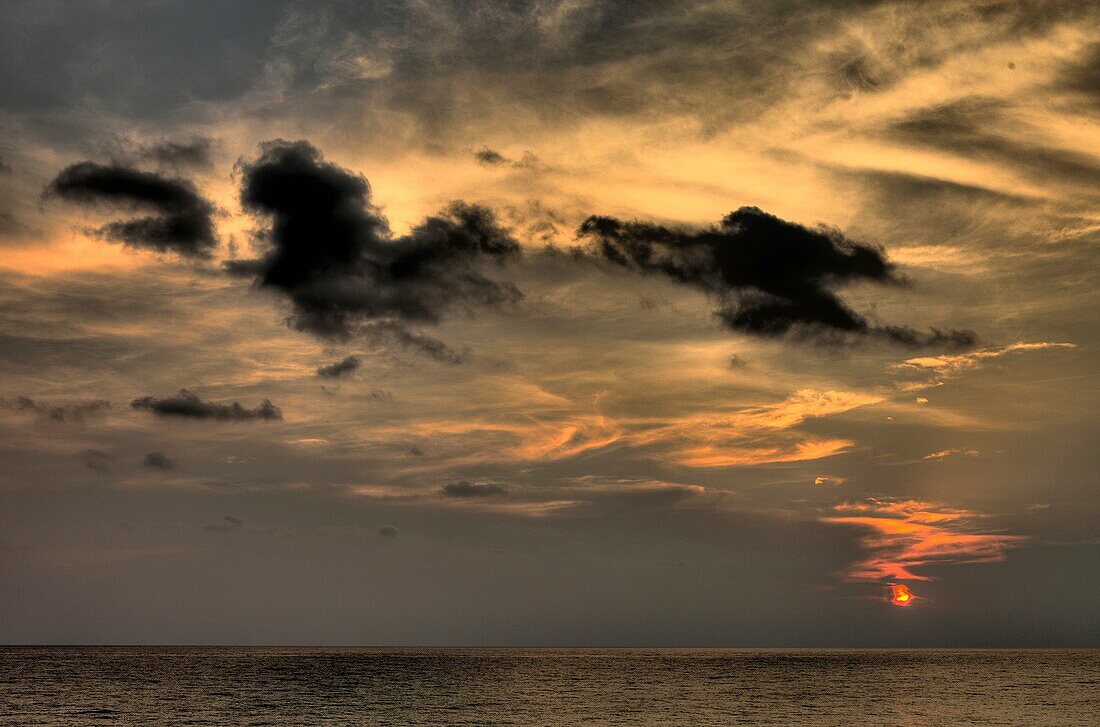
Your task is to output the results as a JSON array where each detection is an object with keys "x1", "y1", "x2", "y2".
[
  {"x1": 885, "y1": 97, "x2": 1100, "y2": 190},
  {"x1": 233, "y1": 139, "x2": 520, "y2": 341},
  {"x1": 131, "y1": 390, "x2": 282, "y2": 422},
  {"x1": 142, "y1": 451, "x2": 177, "y2": 471},
  {"x1": 441, "y1": 481, "x2": 509, "y2": 498},
  {"x1": 78, "y1": 449, "x2": 112, "y2": 472},
  {"x1": 0, "y1": 157, "x2": 11, "y2": 174},
  {"x1": 577, "y1": 206, "x2": 976, "y2": 347},
  {"x1": 1, "y1": 395, "x2": 111, "y2": 423},
  {"x1": 378, "y1": 525, "x2": 399, "y2": 537},
  {"x1": 45, "y1": 162, "x2": 217, "y2": 257},
  {"x1": 316, "y1": 355, "x2": 361, "y2": 378},
  {"x1": 139, "y1": 137, "x2": 216, "y2": 169}
]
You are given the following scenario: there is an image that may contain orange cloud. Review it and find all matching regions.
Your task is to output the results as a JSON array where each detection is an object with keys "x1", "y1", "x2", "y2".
[
  {"x1": 826, "y1": 498, "x2": 1024, "y2": 582},
  {"x1": 899, "y1": 341, "x2": 1077, "y2": 375},
  {"x1": 923, "y1": 448, "x2": 980, "y2": 461},
  {"x1": 638, "y1": 389, "x2": 881, "y2": 468}
]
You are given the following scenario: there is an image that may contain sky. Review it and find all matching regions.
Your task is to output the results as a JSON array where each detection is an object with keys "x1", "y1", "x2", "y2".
[{"x1": 0, "y1": 0, "x2": 1097, "y2": 647}]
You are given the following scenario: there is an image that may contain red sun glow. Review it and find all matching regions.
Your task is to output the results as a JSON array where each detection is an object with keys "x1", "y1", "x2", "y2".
[{"x1": 890, "y1": 585, "x2": 913, "y2": 606}]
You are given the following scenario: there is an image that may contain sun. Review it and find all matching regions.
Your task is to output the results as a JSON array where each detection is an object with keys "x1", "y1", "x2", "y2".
[{"x1": 890, "y1": 584, "x2": 914, "y2": 606}]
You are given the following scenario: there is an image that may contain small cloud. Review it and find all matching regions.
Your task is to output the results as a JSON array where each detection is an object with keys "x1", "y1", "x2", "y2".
[
  {"x1": 45, "y1": 161, "x2": 218, "y2": 258},
  {"x1": 914, "y1": 396, "x2": 929, "y2": 404},
  {"x1": 378, "y1": 525, "x2": 399, "y2": 537},
  {"x1": 79, "y1": 449, "x2": 112, "y2": 471},
  {"x1": 132, "y1": 390, "x2": 282, "y2": 422},
  {"x1": 288, "y1": 438, "x2": 329, "y2": 447},
  {"x1": 440, "y1": 480, "x2": 509, "y2": 498},
  {"x1": 474, "y1": 148, "x2": 509, "y2": 166},
  {"x1": 204, "y1": 515, "x2": 244, "y2": 532},
  {"x1": 139, "y1": 136, "x2": 216, "y2": 169},
  {"x1": 923, "y1": 449, "x2": 980, "y2": 461},
  {"x1": 142, "y1": 451, "x2": 177, "y2": 470},
  {"x1": 814, "y1": 475, "x2": 845, "y2": 486},
  {"x1": 728, "y1": 354, "x2": 750, "y2": 369},
  {"x1": 2, "y1": 396, "x2": 111, "y2": 423},
  {"x1": 898, "y1": 341, "x2": 1076, "y2": 376},
  {"x1": 316, "y1": 355, "x2": 361, "y2": 378}
]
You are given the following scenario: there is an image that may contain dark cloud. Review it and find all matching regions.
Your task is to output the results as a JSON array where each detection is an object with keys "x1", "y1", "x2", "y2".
[
  {"x1": 204, "y1": 515, "x2": 244, "y2": 533},
  {"x1": 440, "y1": 481, "x2": 509, "y2": 498},
  {"x1": 139, "y1": 137, "x2": 216, "y2": 169},
  {"x1": 131, "y1": 389, "x2": 282, "y2": 422},
  {"x1": 577, "y1": 206, "x2": 976, "y2": 347},
  {"x1": 1055, "y1": 42, "x2": 1100, "y2": 112},
  {"x1": 885, "y1": 97, "x2": 1100, "y2": 191},
  {"x1": 45, "y1": 162, "x2": 217, "y2": 257},
  {"x1": 0, "y1": 157, "x2": 11, "y2": 174},
  {"x1": 360, "y1": 321, "x2": 469, "y2": 364},
  {"x1": 1, "y1": 395, "x2": 111, "y2": 423},
  {"x1": 233, "y1": 139, "x2": 520, "y2": 342},
  {"x1": 0, "y1": 210, "x2": 25, "y2": 238},
  {"x1": 78, "y1": 449, "x2": 112, "y2": 472},
  {"x1": 378, "y1": 525, "x2": 399, "y2": 537},
  {"x1": 316, "y1": 355, "x2": 361, "y2": 378},
  {"x1": 474, "y1": 148, "x2": 508, "y2": 166},
  {"x1": 728, "y1": 354, "x2": 749, "y2": 369},
  {"x1": 142, "y1": 451, "x2": 177, "y2": 470}
]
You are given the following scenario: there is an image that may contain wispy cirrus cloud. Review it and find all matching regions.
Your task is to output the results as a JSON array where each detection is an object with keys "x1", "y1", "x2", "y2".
[{"x1": 898, "y1": 341, "x2": 1078, "y2": 375}]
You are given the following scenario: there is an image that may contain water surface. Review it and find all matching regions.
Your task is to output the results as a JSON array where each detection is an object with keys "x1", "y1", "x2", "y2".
[{"x1": 1, "y1": 647, "x2": 1097, "y2": 725}]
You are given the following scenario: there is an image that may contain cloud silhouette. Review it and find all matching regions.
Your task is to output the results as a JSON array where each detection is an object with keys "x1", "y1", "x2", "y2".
[
  {"x1": 232, "y1": 139, "x2": 520, "y2": 342},
  {"x1": 316, "y1": 355, "x2": 361, "y2": 378},
  {"x1": 577, "y1": 206, "x2": 975, "y2": 347},
  {"x1": 46, "y1": 162, "x2": 217, "y2": 257},
  {"x1": 131, "y1": 390, "x2": 281, "y2": 422}
]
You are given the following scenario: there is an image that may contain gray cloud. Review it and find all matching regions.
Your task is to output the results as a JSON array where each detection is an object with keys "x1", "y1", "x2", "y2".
[
  {"x1": 139, "y1": 137, "x2": 216, "y2": 169},
  {"x1": 78, "y1": 449, "x2": 112, "y2": 472},
  {"x1": 232, "y1": 139, "x2": 520, "y2": 343},
  {"x1": 2, "y1": 395, "x2": 111, "y2": 423},
  {"x1": 577, "y1": 206, "x2": 976, "y2": 347},
  {"x1": 316, "y1": 355, "x2": 361, "y2": 378},
  {"x1": 142, "y1": 451, "x2": 177, "y2": 471},
  {"x1": 885, "y1": 97, "x2": 1100, "y2": 191},
  {"x1": 45, "y1": 162, "x2": 218, "y2": 257},
  {"x1": 204, "y1": 515, "x2": 245, "y2": 532},
  {"x1": 131, "y1": 390, "x2": 282, "y2": 422}
]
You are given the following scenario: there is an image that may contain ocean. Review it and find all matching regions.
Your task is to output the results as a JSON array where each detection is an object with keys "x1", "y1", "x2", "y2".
[{"x1": 1, "y1": 648, "x2": 1097, "y2": 725}]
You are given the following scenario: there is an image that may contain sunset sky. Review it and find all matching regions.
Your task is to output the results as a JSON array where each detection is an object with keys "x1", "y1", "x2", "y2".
[{"x1": 1, "y1": 0, "x2": 1097, "y2": 646}]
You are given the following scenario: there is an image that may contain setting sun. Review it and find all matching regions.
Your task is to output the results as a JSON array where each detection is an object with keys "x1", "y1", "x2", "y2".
[{"x1": 890, "y1": 585, "x2": 914, "y2": 606}]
